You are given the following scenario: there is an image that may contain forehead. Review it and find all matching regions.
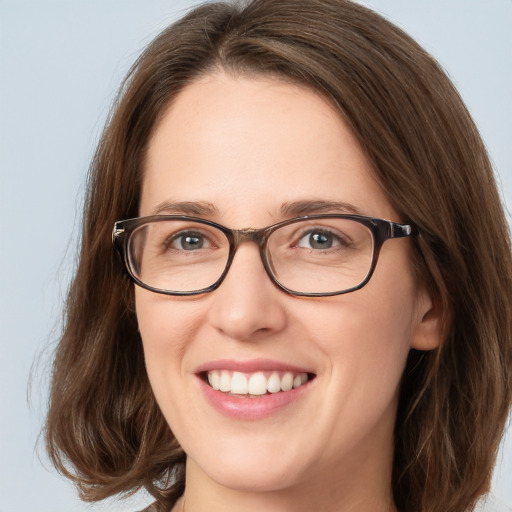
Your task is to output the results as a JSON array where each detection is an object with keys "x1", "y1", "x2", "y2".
[{"x1": 141, "y1": 72, "x2": 396, "y2": 224}]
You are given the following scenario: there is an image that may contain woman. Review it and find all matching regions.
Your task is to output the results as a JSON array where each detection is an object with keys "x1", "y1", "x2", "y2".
[{"x1": 44, "y1": 1, "x2": 512, "y2": 511}]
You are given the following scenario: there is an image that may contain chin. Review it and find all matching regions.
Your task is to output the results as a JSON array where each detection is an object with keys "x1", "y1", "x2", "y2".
[
  {"x1": 197, "y1": 456, "x2": 307, "y2": 493},
  {"x1": 183, "y1": 435, "x2": 313, "y2": 493}
]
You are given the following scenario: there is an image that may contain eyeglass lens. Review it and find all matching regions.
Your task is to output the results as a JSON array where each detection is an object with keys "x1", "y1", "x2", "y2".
[{"x1": 127, "y1": 218, "x2": 375, "y2": 295}]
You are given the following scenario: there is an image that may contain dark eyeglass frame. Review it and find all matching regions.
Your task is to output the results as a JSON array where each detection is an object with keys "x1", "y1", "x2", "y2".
[{"x1": 112, "y1": 214, "x2": 414, "y2": 297}]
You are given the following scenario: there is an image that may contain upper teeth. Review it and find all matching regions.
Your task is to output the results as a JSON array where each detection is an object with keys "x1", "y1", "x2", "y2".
[{"x1": 207, "y1": 370, "x2": 309, "y2": 395}]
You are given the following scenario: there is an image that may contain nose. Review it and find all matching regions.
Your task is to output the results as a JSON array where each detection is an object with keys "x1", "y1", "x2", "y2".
[{"x1": 207, "y1": 243, "x2": 287, "y2": 341}]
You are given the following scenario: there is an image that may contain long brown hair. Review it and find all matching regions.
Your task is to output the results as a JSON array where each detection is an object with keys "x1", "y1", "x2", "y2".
[{"x1": 45, "y1": 1, "x2": 512, "y2": 511}]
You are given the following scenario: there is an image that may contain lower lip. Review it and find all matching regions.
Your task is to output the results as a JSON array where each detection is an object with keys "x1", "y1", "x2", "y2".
[{"x1": 198, "y1": 377, "x2": 312, "y2": 420}]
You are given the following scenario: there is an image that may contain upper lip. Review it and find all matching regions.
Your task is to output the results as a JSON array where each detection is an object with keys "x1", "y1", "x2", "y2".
[{"x1": 194, "y1": 358, "x2": 314, "y2": 374}]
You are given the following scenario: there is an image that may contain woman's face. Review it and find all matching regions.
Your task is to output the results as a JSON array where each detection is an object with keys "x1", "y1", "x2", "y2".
[{"x1": 136, "y1": 73, "x2": 438, "y2": 499}]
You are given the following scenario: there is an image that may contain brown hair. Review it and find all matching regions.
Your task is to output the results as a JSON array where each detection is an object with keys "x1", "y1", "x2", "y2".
[{"x1": 45, "y1": 1, "x2": 512, "y2": 511}]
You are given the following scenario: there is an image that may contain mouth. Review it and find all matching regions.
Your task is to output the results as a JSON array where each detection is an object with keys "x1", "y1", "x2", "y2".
[
  {"x1": 195, "y1": 359, "x2": 316, "y2": 419},
  {"x1": 201, "y1": 370, "x2": 315, "y2": 398}
]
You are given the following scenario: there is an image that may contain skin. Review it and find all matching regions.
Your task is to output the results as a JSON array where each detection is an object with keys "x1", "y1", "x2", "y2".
[{"x1": 136, "y1": 71, "x2": 440, "y2": 512}]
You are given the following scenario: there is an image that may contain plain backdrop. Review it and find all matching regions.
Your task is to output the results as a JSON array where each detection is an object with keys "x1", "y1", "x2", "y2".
[{"x1": 1, "y1": 1, "x2": 511, "y2": 510}]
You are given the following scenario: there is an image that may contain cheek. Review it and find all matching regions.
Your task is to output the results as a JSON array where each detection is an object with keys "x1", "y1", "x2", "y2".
[
  {"x1": 135, "y1": 289, "x2": 201, "y2": 388},
  {"x1": 135, "y1": 289, "x2": 212, "y2": 437},
  {"x1": 299, "y1": 271, "x2": 417, "y2": 409},
  {"x1": 300, "y1": 283, "x2": 415, "y2": 359}
]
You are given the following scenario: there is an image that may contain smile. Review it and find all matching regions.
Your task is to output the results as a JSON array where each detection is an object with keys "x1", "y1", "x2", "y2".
[
  {"x1": 206, "y1": 370, "x2": 310, "y2": 397},
  {"x1": 196, "y1": 360, "x2": 316, "y2": 420}
]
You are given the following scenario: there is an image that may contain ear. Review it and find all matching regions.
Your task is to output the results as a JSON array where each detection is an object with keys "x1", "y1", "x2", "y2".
[{"x1": 410, "y1": 288, "x2": 443, "y2": 351}]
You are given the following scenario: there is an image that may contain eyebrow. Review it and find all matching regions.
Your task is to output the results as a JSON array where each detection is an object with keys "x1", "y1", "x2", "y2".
[
  {"x1": 150, "y1": 199, "x2": 364, "y2": 219},
  {"x1": 151, "y1": 200, "x2": 218, "y2": 216},
  {"x1": 280, "y1": 200, "x2": 365, "y2": 217}
]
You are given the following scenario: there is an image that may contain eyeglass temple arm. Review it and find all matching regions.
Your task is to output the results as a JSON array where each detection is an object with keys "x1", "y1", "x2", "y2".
[
  {"x1": 389, "y1": 222, "x2": 414, "y2": 239},
  {"x1": 112, "y1": 223, "x2": 126, "y2": 252}
]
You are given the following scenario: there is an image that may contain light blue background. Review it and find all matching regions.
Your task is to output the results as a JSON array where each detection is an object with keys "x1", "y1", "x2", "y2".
[{"x1": 1, "y1": 1, "x2": 511, "y2": 510}]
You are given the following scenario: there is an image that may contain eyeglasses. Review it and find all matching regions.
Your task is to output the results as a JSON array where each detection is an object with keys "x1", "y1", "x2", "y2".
[{"x1": 112, "y1": 214, "x2": 413, "y2": 297}]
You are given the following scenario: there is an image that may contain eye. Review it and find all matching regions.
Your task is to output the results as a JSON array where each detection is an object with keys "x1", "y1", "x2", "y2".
[
  {"x1": 168, "y1": 231, "x2": 210, "y2": 251},
  {"x1": 296, "y1": 230, "x2": 345, "y2": 250}
]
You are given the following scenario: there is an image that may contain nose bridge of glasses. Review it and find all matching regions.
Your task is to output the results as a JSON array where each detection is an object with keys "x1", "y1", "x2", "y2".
[
  {"x1": 231, "y1": 227, "x2": 267, "y2": 248},
  {"x1": 228, "y1": 228, "x2": 270, "y2": 275}
]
